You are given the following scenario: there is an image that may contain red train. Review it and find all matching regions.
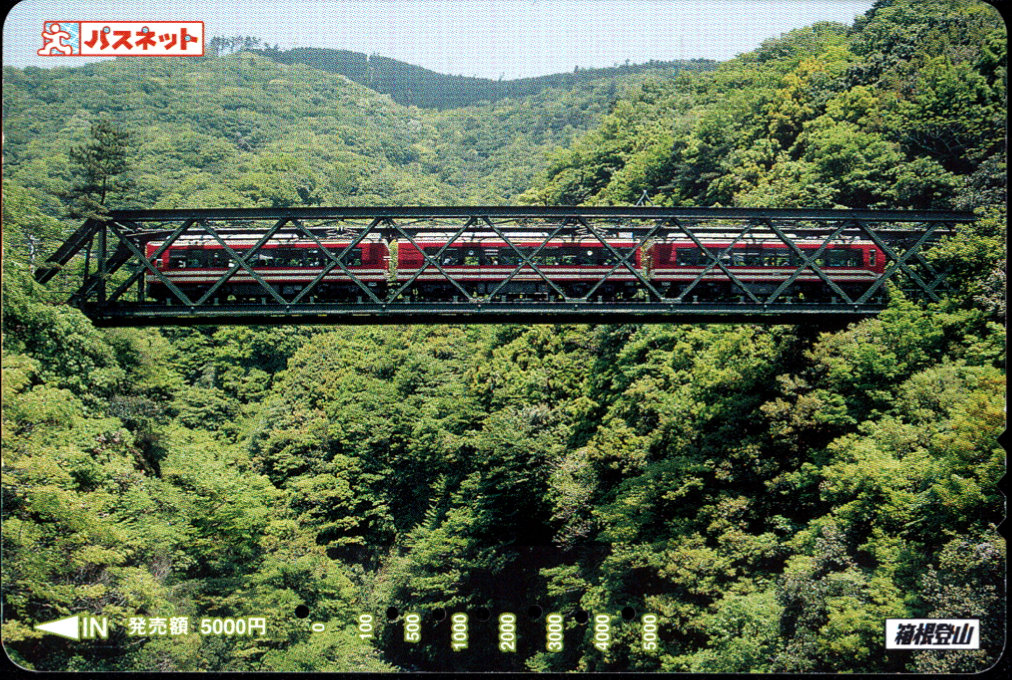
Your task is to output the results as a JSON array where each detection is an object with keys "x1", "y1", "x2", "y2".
[{"x1": 144, "y1": 237, "x2": 886, "y2": 302}]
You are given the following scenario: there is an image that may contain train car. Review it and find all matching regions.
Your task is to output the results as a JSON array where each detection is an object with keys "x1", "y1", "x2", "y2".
[
  {"x1": 647, "y1": 240, "x2": 886, "y2": 301},
  {"x1": 145, "y1": 239, "x2": 389, "y2": 302},
  {"x1": 396, "y1": 239, "x2": 644, "y2": 300},
  {"x1": 142, "y1": 235, "x2": 887, "y2": 304}
]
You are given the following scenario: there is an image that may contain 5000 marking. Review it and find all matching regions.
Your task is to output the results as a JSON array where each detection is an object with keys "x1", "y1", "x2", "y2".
[
  {"x1": 642, "y1": 613, "x2": 659, "y2": 651},
  {"x1": 198, "y1": 617, "x2": 267, "y2": 636}
]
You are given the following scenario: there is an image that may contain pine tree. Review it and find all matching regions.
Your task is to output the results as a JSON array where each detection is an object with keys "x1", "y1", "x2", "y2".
[{"x1": 66, "y1": 119, "x2": 133, "y2": 218}]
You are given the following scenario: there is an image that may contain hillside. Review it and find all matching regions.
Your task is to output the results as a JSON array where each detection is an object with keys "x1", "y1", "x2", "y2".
[
  {"x1": 2, "y1": 51, "x2": 665, "y2": 214},
  {"x1": 1, "y1": 0, "x2": 1006, "y2": 673},
  {"x1": 252, "y1": 46, "x2": 716, "y2": 109}
]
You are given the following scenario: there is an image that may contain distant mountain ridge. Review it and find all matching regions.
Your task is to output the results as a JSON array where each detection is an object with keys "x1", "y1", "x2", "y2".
[{"x1": 252, "y1": 46, "x2": 716, "y2": 109}]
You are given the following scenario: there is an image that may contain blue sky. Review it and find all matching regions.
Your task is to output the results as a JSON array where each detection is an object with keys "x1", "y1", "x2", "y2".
[{"x1": 4, "y1": 0, "x2": 874, "y2": 78}]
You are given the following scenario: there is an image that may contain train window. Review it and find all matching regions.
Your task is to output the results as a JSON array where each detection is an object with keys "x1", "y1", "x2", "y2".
[
  {"x1": 869, "y1": 249, "x2": 876, "y2": 266},
  {"x1": 256, "y1": 250, "x2": 276, "y2": 267},
  {"x1": 675, "y1": 248, "x2": 705, "y2": 266},
  {"x1": 517, "y1": 248, "x2": 539, "y2": 265},
  {"x1": 270, "y1": 249, "x2": 300, "y2": 267},
  {"x1": 464, "y1": 249, "x2": 480, "y2": 266},
  {"x1": 206, "y1": 250, "x2": 229, "y2": 267},
  {"x1": 585, "y1": 248, "x2": 627, "y2": 266},
  {"x1": 498, "y1": 247, "x2": 537, "y2": 266},
  {"x1": 423, "y1": 246, "x2": 456, "y2": 266},
  {"x1": 326, "y1": 246, "x2": 363, "y2": 266},
  {"x1": 761, "y1": 249, "x2": 795, "y2": 267},
  {"x1": 611, "y1": 248, "x2": 633, "y2": 265},
  {"x1": 825, "y1": 249, "x2": 862, "y2": 267},
  {"x1": 170, "y1": 253, "x2": 188, "y2": 268},
  {"x1": 730, "y1": 249, "x2": 763, "y2": 266}
]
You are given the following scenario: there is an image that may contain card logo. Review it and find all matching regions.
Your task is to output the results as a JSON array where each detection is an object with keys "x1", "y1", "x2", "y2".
[{"x1": 38, "y1": 21, "x2": 204, "y2": 57}]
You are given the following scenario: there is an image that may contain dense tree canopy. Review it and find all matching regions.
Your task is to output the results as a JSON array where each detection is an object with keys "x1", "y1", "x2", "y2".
[{"x1": 2, "y1": 0, "x2": 1004, "y2": 672}]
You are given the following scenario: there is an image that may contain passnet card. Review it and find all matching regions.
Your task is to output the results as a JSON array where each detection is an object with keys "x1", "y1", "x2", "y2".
[{"x1": 1, "y1": 0, "x2": 1004, "y2": 675}]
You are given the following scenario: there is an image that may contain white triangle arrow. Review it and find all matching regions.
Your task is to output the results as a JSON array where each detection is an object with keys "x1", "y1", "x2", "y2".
[{"x1": 35, "y1": 615, "x2": 80, "y2": 640}]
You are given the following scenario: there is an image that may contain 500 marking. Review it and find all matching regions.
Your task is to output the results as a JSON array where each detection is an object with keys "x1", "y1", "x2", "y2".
[{"x1": 403, "y1": 612, "x2": 421, "y2": 643}]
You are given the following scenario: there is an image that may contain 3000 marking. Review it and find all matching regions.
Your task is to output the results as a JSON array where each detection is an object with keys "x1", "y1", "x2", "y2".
[{"x1": 546, "y1": 612, "x2": 564, "y2": 652}]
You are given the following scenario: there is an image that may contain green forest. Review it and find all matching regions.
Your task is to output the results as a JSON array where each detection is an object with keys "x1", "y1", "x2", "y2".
[
  {"x1": 1, "y1": 0, "x2": 1005, "y2": 672},
  {"x1": 250, "y1": 45, "x2": 716, "y2": 109}
]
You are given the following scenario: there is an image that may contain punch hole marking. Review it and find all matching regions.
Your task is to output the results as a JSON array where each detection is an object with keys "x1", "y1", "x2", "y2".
[
  {"x1": 386, "y1": 607, "x2": 399, "y2": 621},
  {"x1": 527, "y1": 605, "x2": 543, "y2": 620},
  {"x1": 475, "y1": 607, "x2": 491, "y2": 622},
  {"x1": 574, "y1": 609, "x2": 590, "y2": 624},
  {"x1": 431, "y1": 607, "x2": 447, "y2": 622},
  {"x1": 621, "y1": 606, "x2": 636, "y2": 620},
  {"x1": 294, "y1": 605, "x2": 309, "y2": 619}
]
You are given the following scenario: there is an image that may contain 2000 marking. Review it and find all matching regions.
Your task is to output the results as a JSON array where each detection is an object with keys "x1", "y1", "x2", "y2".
[{"x1": 498, "y1": 612, "x2": 517, "y2": 652}]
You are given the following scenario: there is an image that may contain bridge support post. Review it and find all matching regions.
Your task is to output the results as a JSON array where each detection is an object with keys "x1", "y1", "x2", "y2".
[{"x1": 96, "y1": 223, "x2": 107, "y2": 304}]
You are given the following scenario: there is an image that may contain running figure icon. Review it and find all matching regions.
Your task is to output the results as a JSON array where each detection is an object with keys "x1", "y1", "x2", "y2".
[{"x1": 38, "y1": 22, "x2": 78, "y2": 55}]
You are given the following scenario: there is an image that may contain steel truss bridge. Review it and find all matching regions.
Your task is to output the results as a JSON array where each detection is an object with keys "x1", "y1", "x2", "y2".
[{"x1": 33, "y1": 206, "x2": 973, "y2": 327}]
